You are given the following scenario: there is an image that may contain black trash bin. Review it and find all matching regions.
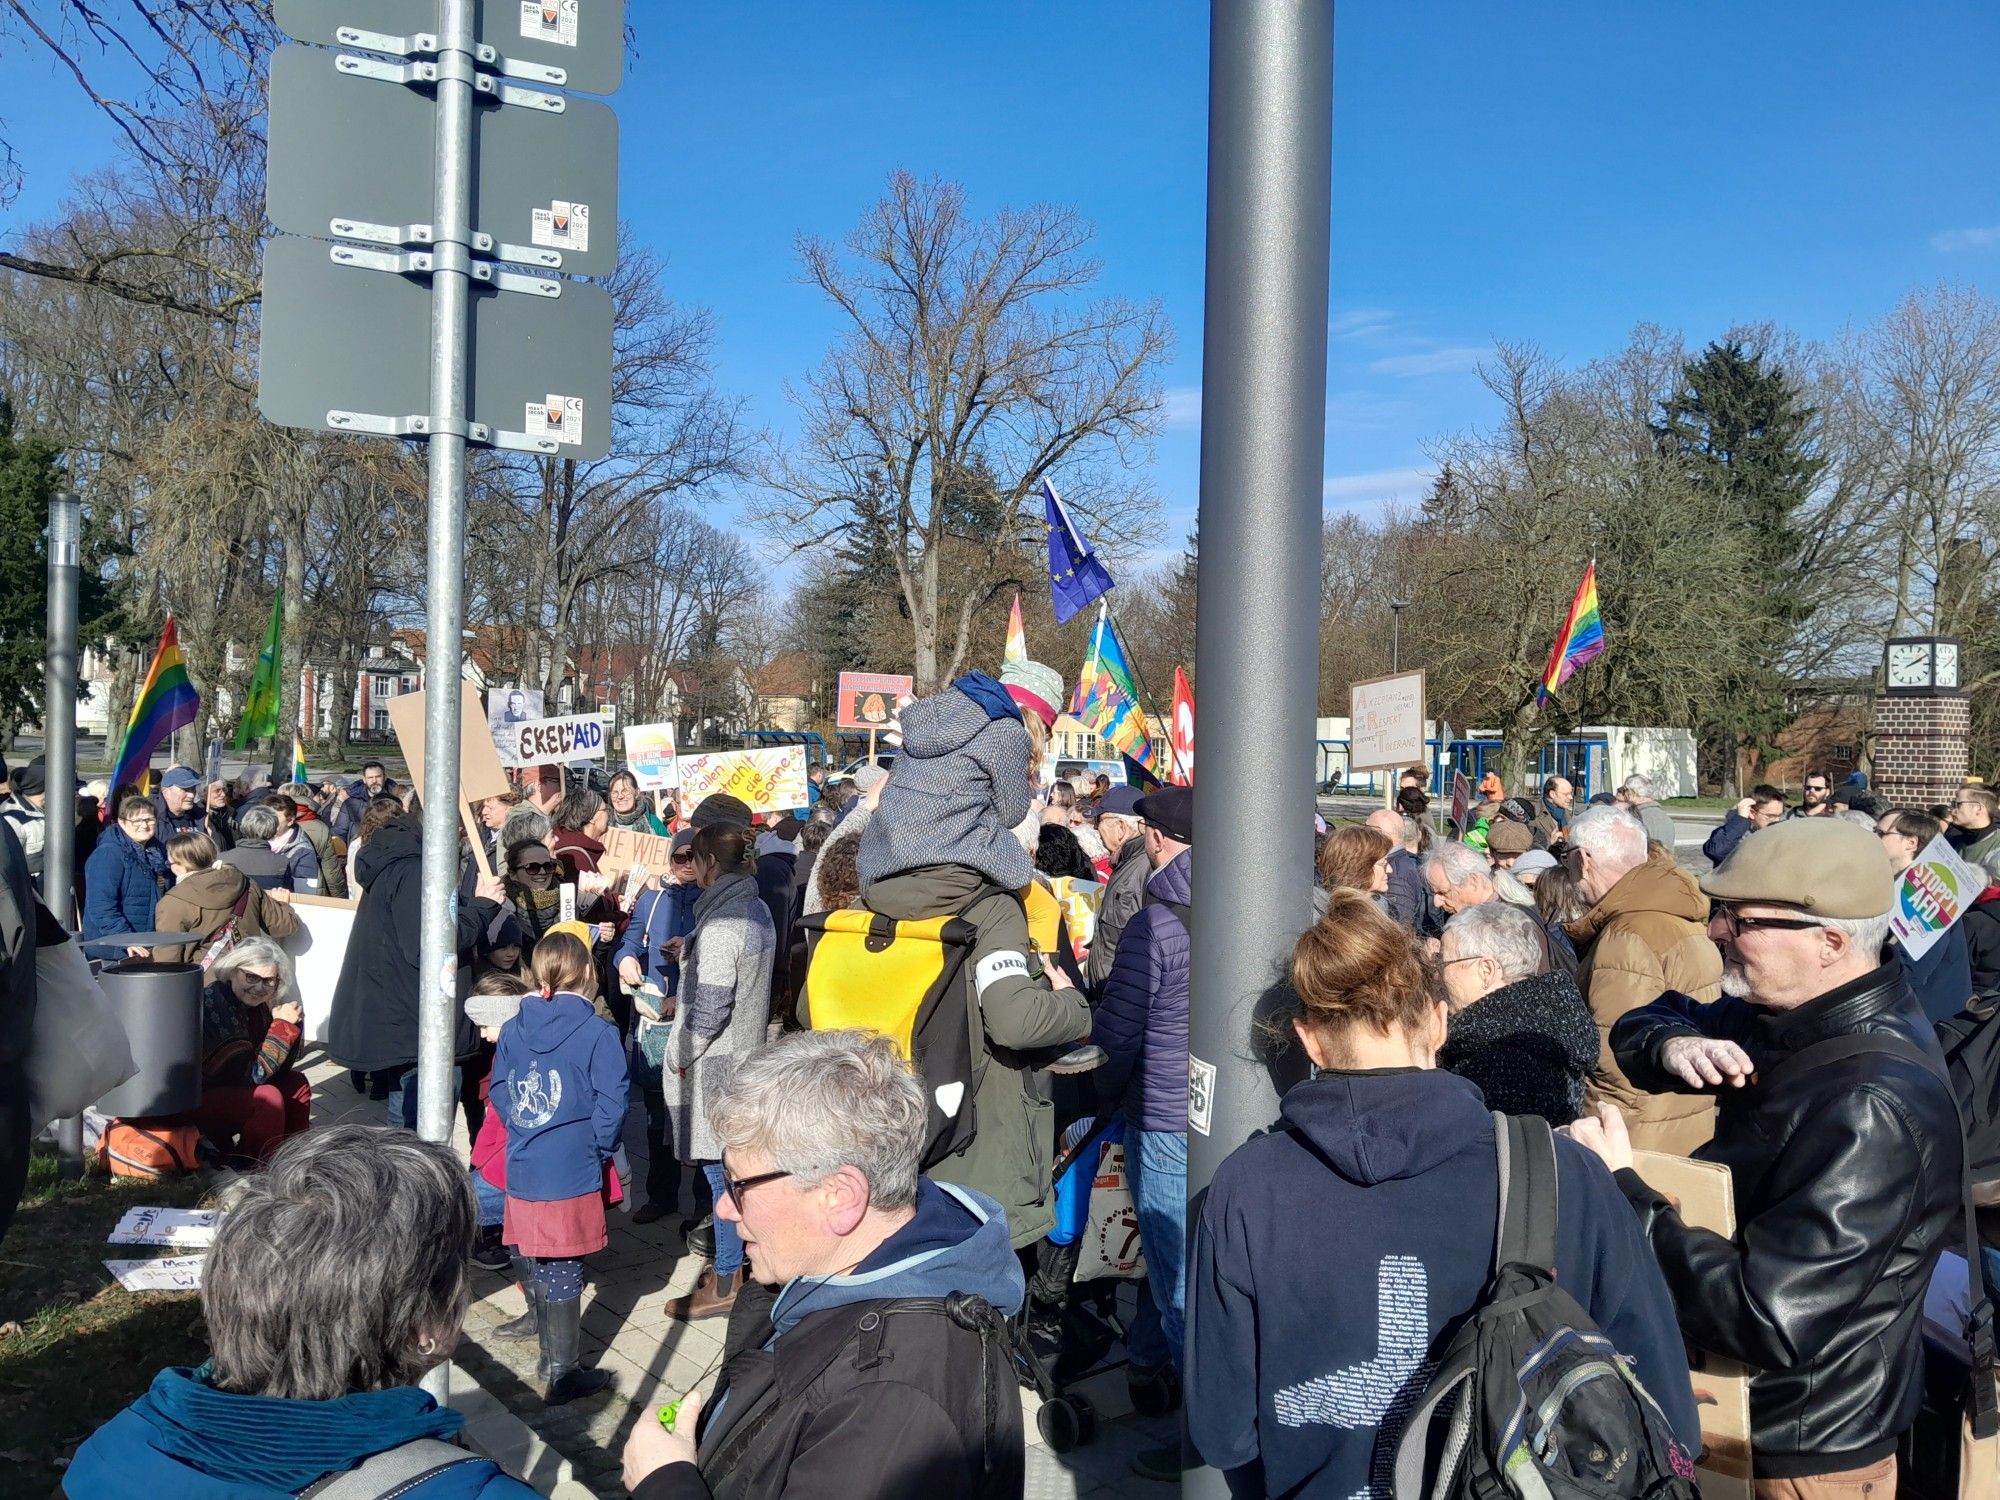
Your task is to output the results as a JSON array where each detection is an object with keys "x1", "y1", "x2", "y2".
[{"x1": 93, "y1": 958, "x2": 204, "y2": 1119}]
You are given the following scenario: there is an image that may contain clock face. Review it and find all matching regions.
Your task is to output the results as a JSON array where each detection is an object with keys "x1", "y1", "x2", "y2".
[
  {"x1": 1937, "y1": 643, "x2": 1961, "y2": 689},
  {"x1": 1886, "y1": 642, "x2": 1932, "y2": 688}
]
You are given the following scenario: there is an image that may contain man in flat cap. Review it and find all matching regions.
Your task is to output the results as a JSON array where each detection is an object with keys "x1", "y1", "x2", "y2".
[{"x1": 1569, "y1": 818, "x2": 1962, "y2": 1497}]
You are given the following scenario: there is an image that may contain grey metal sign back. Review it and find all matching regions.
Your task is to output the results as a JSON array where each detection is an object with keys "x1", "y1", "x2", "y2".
[
  {"x1": 275, "y1": 0, "x2": 624, "y2": 95},
  {"x1": 267, "y1": 43, "x2": 618, "y2": 276},
  {"x1": 259, "y1": 234, "x2": 613, "y2": 459}
]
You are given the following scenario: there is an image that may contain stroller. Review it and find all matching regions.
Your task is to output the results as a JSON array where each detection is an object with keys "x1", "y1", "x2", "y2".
[{"x1": 1013, "y1": 1111, "x2": 1167, "y2": 1451}]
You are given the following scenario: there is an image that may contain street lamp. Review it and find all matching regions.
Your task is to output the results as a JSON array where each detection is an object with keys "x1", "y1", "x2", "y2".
[{"x1": 1390, "y1": 598, "x2": 1410, "y2": 673}]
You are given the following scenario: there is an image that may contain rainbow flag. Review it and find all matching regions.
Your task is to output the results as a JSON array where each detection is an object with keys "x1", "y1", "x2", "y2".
[
  {"x1": 1074, "y1": 604, "x2": 1156, "y2": 769},
  {"x1": 1537, "y1": 562, "x2": 1607, "y2": 704},
  {"x1": 291, "y1": 734, "x2": 309, "y2": 787},
  {"x1": 1004, "y1": 592, "x2": 1028, "y2": 668},
  {"x1": 106, "y1": 615, "x2": 201, "y2": 810}
]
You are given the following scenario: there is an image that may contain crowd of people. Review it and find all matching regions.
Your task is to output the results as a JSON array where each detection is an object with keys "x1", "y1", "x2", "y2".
[{"x1": 11, "y1": 708, "x2": 2000, "y2": 1498}]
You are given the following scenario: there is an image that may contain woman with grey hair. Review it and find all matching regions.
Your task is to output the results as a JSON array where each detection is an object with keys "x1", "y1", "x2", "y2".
[
  {"x1": 140, "y1": 936, "x2": 313, "y2": 1166},
  {"x1": 68, "y1": 1126, "x2": 541, "y2": 1498}
]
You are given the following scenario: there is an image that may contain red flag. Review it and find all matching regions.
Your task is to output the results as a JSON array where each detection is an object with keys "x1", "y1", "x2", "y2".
[{"x1": 1169, "y1": 667, "x2": 1195, "y2": 786}]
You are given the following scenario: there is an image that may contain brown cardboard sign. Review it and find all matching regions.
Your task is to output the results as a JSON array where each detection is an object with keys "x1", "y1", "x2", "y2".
[
  {"x1": 599, "y1": 826, "x2": 677, "y2": 879},
  {"x1": 1630, "y1": 1149, "x2": 1753, "y2": 1500},
  {"x1": 386, "y1": 683, "x2": 512, "y2": 807}
]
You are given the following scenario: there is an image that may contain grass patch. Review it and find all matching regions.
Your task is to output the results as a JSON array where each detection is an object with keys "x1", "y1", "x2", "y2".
[{"x1": 0, "y1": 1149, "x2": 212, "y2": 1499}]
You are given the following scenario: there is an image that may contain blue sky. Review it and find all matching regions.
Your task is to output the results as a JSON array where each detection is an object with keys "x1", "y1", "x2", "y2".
[{"x1": 7, "y1": 1, "x2": 2000, "y2": 565}]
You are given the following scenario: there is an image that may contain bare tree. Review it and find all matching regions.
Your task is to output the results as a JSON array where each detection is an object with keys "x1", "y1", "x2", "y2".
[{"x1": 761, "y1": 173, "x2": 1169, "y2": 693}]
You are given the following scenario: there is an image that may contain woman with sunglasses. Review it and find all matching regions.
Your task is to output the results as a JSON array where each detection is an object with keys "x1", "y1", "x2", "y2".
[
  {"x1": 613, "y1": 828, "x2": 703, "y2": 1224},
  {"x1": 136, "y1": 937, "x2": 312, "y2": 1166},
  {"x1": 495, "y1": 931, "x2": 629, "y2": 1407}
]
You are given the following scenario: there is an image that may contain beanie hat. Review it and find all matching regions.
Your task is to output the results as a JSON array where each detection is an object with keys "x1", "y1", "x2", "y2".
[
  {"x1": 999, "y1": 658, "x2": 1064, "y2": 730},
  {"x1": 858, "y1": 679, "x2": 1035, "y2": 891},
  {"x1": 689, "y1": 793, "x2": 754, "y2": 830}
]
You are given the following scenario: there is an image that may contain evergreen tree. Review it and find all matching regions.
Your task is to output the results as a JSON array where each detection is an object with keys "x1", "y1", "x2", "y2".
[
  {"x1": 1654, "y1": 341, "x2": 1825, "y2": 792},
  {"x1": 0, "y1": 396, "x2": 127, "y2": 741}
]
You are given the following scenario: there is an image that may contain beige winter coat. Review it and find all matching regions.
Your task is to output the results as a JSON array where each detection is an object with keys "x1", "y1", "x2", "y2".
[{"x1": 1566, "y1": 850, "x2": 1721, "y2": 1155}]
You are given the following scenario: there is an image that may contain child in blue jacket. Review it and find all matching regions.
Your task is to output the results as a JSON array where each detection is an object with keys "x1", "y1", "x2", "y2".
[{"x1": 496, "y1": 931, "x2": 630, "y2": 1407}]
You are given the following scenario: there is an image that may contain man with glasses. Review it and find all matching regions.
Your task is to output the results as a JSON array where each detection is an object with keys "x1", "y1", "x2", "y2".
[
  {"x1": 1875, "y1": 809, "x2": 1974, "y2": 1022},
  {"x1": 1791, "y1": 770, "x2": 1835, "y2": 818},
  {"x1": 1946, "y1": 785, "x2": 2000, "y2": 865},
  {"x1": 1570, "y1": 818, "x2": 1961, "y2": 1499},
  {"x1": 620, "y1": 1029, "x2": 1025, "y2": 1500}
]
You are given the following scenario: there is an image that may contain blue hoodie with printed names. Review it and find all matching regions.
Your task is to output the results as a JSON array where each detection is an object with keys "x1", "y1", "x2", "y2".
[{"x1": 1186, "y1": 1068, "x2": 1699, "y2": 1500}]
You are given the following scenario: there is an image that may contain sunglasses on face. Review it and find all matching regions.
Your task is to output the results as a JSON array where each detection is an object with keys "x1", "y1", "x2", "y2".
[
  {"x1": 514, "y1": 860, "x2": 557, "y2": 877},
  {"x1": 238, "y1": 972, "x2": 279, "y2": 991},
  {"x1": 672, "y1": 850, "x2": 696, "y2": 864}
]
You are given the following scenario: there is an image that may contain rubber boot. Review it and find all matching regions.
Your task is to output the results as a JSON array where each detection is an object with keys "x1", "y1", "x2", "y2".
[
  {"x1": 540, "y1": 1295, "x2": 612, "y2": 1406},
  {"x1": 493, "y1": 1256, "x2": 540, "y2": 1342}
]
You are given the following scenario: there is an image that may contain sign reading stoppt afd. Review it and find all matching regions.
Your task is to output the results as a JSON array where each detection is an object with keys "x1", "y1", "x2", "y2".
[{"x1": 512, "y1": 713, "x2": 607, "y2": 765}]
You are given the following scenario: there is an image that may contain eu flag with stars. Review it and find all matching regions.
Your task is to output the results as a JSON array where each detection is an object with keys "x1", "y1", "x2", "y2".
[{"x1": 1043, "y1": 478, "x2": 1116, "y2": 625}]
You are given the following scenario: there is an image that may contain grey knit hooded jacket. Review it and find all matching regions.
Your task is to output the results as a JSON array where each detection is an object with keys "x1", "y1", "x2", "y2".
[{"x1": 858, "y1": 684, "x2": 1035, "y2": 891}]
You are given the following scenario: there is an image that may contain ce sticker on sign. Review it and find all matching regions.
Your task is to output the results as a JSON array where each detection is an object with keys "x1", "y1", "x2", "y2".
[{"x1": 526, "y1": 394, "x2": 583, "y2": 446}]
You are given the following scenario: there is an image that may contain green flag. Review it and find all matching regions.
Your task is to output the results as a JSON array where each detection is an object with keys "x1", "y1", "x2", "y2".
[{"x1": 233, "y1": 589, "x2": 284, "y2": 748}]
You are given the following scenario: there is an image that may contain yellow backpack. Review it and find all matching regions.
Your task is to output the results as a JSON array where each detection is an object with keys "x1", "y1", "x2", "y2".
[{"x1": 796, "y1": 905, "x2": 985, "y2": 1168}]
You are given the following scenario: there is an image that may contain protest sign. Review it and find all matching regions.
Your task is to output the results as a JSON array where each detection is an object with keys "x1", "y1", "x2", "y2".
[
  {"x1": 836, "y1": 671, "x2": 913, "y2": 732},
  {"x1": 486, "y1": 686, "x2": 545, "y2": 769},
  {"x1": 1349, "y1": 670, "x2": 1426, "y2": 773},
  {"x1": 104, "y1": 1255, "x2": 206, "y2": 1292},
  {"x1": 1631, "y1": 1150, "x2": 1752, "y2": 1500},
  {"x1": 282, "y1": 892, "x2": 361, "y2": 1042},
  {"x1": 509, "y1": 713, "x2": 609, "y2": 766},
  {"x1": 678, "y1": 746, "x2": 810, "y2": 814},
  {"x1": 386, "y1": 683, "x2": 508, "y2": 876},
  {"x1": 599, "y1": 825, "x2": 677, "y2": 881},
  {"x1": 623, "y1": 721, "x2": 679, "y2": 790},
  {"x1": 110, "y1": 1206, "x2": 221, "y2": 1248},
  {"x1": 1891, "y1": 833, "x2": 1988, "y2": 961}
]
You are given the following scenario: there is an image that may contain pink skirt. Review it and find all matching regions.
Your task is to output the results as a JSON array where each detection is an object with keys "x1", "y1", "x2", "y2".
[{"x1": 503, "y1": 1190, "x2": 607, "y2": 1259}]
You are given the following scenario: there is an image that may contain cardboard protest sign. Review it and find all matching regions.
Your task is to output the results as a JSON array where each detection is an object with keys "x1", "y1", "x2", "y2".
[
  {"x1": 678, "y1": 746, "x2": 810, "y2": 814},
  {"x1": 104, "y1": 1255, "x2": 205, "y2": 1292},
  {"x1": 836, "y1": 671, "x2": 913, "y2": 732},
  {"x1": 1891, "y1": 833, "x2": 1988, "y2": 961},
  {"x1": 623, "y1": 721, "x2": 679, "y2": 790},
  {"x1": 486, "y1": 686, "x2": 545, "y2": 769},
  {"x1": 109, "y1": 1206, "x2": 222, "y2": 1249},
  {"x1": 509, "y1": 712, "x2": 609, "y2": 766},
  {"x1": 1631, "y1": 1150, "x2": 1752, "y2": 1500},
  {"x1": 1350, "y1": 670, "x2": 1427, "y2": 773},
  {"x1": 282, "y1": 892, "x2": 361, "y2": 1043},
  {"x1": 387, "y1": 683, "x2": 512, "y2": 807},
  {"x1": 598, "y1": 825, "x2": 677, "y2": 880}
]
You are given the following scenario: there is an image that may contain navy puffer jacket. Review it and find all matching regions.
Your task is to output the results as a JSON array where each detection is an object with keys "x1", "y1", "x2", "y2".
[{"x1": 1092, "y1": 849, "x2": 1189, "y2": 1131}]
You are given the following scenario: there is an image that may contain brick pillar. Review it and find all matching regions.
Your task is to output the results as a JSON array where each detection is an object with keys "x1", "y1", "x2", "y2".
[{"x1": 1870, "y1": 694, "x2": 1971, "y2": 808}]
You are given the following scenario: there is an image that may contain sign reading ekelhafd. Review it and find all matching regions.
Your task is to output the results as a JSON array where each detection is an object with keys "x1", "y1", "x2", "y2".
[
  {"x1": 510, "y1": 713, "x2": 608, "y2": 766},
  {"x1": 1349, "y1": 670, "x2": 1427, "y2": 773}
]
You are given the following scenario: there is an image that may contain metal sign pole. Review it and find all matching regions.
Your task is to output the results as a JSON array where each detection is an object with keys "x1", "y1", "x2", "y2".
[
  {"x1": 418, "y1": 0, "x2": 476, "y2": 1153},
  {"x1": 45, "y1": 490, "x2": 83, "y2": 1177},
  {"x1": 1186, "y1": 1, "x2": 1332, "y2": 1488}
]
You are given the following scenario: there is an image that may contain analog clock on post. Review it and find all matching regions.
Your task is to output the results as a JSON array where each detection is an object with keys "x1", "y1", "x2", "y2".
[{"x1": 1873, "y1": 635, "x2": 1969, "y2": 808}]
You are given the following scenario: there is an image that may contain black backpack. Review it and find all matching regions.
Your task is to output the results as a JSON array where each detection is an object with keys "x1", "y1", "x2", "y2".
[
  {"x1": 1392, "y1": 1113, "x2": 1702, "y2": 1500},
  {"x1": 1935, "y1": 993, "x2": 2000, "y2": 1205}
]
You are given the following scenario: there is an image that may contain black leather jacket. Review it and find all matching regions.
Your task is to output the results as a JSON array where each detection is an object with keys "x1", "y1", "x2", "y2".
[{"x1": 1609, "y1": 957, "x2": 1962, "y2": 1478}]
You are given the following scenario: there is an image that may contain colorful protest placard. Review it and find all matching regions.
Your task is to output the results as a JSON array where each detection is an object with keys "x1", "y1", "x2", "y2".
[
  {"x1": 622, "y1": 721, "x2": 679, "y2": 790},
  {"x1": 678, "y1": 746, "x2": 810, "y2": 815},
  {"x1": 836, "y1": 671, "x2": 913, "y2": 732},
  {"x1": 1890, "y1": 833, "x2": 1989, "y2": 960}
]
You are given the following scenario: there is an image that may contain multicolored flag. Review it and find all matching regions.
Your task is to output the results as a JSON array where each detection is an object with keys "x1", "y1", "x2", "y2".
[
  {"x1": 106, "y1": 615, "x2": 201, "y2": 812},
  {"x1": 234, "y1": 588, "x2": 284, "y2": 748},
  {"x1": 1042, "y1": 478, "x2": 1116, "y2": 625},
  {"x1": 1074, "y1": 604, "x2": 1156, "y2": 769},
  {"x1": 291, "y1": 734, "x2": 309, "y2": 787},
  {"x1": 1536, "y1": 561, "x2": 1607, "y2": 705},
  {"x1": 1004, "y1": 592, "x2": 1028, "y2": 668},
  {"x1": 1168, "y1": 666, "x2": 1195, "y2": 786}
]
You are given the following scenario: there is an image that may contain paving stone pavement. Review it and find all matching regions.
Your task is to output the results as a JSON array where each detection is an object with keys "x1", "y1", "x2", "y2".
[{"x1": 305, "y1": 1056, "x2": 1177, "y2": 1499}]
